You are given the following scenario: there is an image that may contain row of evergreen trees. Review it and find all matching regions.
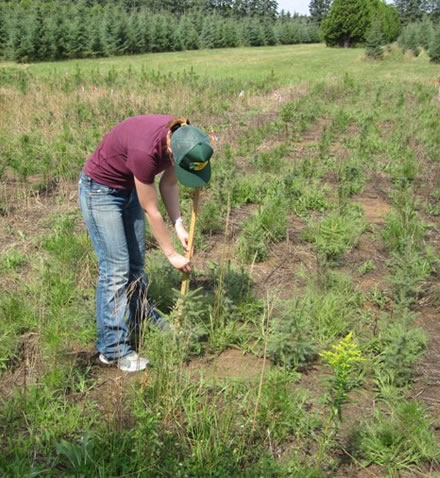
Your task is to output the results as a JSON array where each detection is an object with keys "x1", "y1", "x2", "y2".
[
  {"x1": 24, "y1": 0, "x2": 283, "y2": 20},
  {"x1": 397, "y1": 17, "x2": 440, "y2": 61},
  {"x1": 394, "y1": 0, "x2": 440, "y2": 24},
  {"x1": 0, "y1": 2, "x2": 320, "y2": 63}
]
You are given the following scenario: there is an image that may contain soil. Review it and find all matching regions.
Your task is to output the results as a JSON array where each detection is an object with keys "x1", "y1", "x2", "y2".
[
  {"x1": 186, "y1": 348, "x2": 268, "y2": 382},
  {"x1": 413, "y1": 308, "x2": 440, "y2": 421},
  {"x1": 355, "y1": 196, "x2": 392, "y2": 226},
  {"x1": 2, "y1": 86, "x2": 440, "y2": 476},
  {"x1": 0, "y1": 332, "x2": 42, "y2": 400},
  {"x1": 250, "y1": 239, "x2": 313, "y2": 299}
]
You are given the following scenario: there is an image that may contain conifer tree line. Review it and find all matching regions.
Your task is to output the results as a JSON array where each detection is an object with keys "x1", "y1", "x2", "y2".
[
  {"x1": 394, "y1": 0, "x2": 440, "y2": 24},
  {"x1": 397, "y1": 16, "x2": 440, "y2": 61},
  {"x1": 0, "y1": 0, "x2": 321, "y2": 63}
]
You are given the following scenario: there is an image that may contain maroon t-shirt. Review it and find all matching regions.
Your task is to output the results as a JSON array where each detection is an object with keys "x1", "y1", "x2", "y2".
[{"x1": 84, "y1": 115, "x2": 174, "y2": 189}]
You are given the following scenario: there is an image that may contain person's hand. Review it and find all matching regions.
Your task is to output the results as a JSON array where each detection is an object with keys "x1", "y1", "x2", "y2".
[
  {"x1": 167, "y1": 251, "x2": 192, "y2": 273},
  {"x1": 175, "y1": 221, "x2": 189, "y2": 252}
]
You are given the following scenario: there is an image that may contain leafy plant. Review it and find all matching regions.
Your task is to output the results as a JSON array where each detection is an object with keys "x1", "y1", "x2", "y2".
[
  {"x1": 368, "y1": 286, "x2": 388, "y2": 309},
  {"x1": 56, "y1": 433, "x2": 95, "y2": 476},
  {"x1": 320, "y1": 332, "x2": 364, "y2": 421},
  {"x1": 198, "y1": 199, "x2": 224, "y2": 234},
  {"x1": 256, "y1": 369, "x2": 315, "y2": 443},
  {"x1": 338, "y1": 160, "x2": 364, "y2": 202},
  {"x1": 359, "y1": 400, "x2": 440, "y2": 475},
  {"x1": 267, "y1": 299, "x2": 317, "y2": 369},
  {"x1": 389, "y1": 248, "x2": 432, "y2": 306},
  {"x1": 280, "y1": 97, "x2": 321, "y2": 133},
  {"x1": 375, "y1": 321, "x2": 427, "y2": 387},
  {"x1": 0, "y1": 250, "x2": 27, "y2": 271},
  {"x1": 317, "y1": 332, "x2": 364, "y2": 466},
  {"x1": 382, "y1": 192, "x2": 426, "y2": 254},
  {"x1": 230, "y1": 174, "x2": 266, "y2": 206},
  {"x1": 303, "y1": 207, "x2": 366, "y2": 261},
  {"x1": 146, "y1": 250, "x2": 183, "y2": 311},
  {"x1": 283, "y1": 173, "x2": 330, "y2": 216},
  {"x1": 237, "y1": 195, "x2": 287, "y2": 263},
  {"x1": 251, "y1": 143, "x2": 289, "y2": 173},
  {"x1": 357, "y1": 259, "x2": 375, "y2": 276}
]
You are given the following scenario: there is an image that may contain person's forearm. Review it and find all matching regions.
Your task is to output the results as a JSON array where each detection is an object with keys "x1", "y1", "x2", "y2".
[
  {"x1": 144, "y1": 210, "x2": 176, "y2": 258},
  {"x1": 159, "y1": 181, "x2": 181, "y2": 224}
]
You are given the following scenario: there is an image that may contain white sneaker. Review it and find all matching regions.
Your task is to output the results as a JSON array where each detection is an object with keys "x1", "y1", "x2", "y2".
[{"x1": 99, "y1": 352, "x2": 149, "y2": 372}]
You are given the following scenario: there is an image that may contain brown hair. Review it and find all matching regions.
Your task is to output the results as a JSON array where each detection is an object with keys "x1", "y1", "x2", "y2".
[{"x1": 168, "y1": 117, "x2": 190, "y2": 134}]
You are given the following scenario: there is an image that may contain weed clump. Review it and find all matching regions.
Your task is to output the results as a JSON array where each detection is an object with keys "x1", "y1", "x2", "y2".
[
  {"x1": 256, "y1": 369, "x2": 316, "y2": 442},
  {"x1": 267, "y1": 299, "x2": 317, "y2": 369},
  {"x1": 237, "y1": 195, "x2": 287, "y2": 263},
  {"x1": 382, "y1": 189, "x2": 433, "y2": 306},
  {"x1": 267, "y1": 275, "x2": 363, "y2": 369},
  {"x1": 303, "y1": 206, "x2": 366, "y2": 261},
  {"x1": 358, "y1": 400, "x2": 440, "y2": 475},
  {"x1": 230, "y1": 174, "x2": 267, "y2": 206},
  {"x1": 374, "y1": 320, "x2": 427, "y2": 387},
  {"x1": 283, "y1": 172, "x2": 330, "y2": 216},
  {"x1": 281, "y1": 97, "x2": 322, "y2": 134},
  {"x1": 251, "y1": 143, "x2": 289, "y2": 173}
]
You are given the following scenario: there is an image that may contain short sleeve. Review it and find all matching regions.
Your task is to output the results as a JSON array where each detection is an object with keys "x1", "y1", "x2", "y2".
[{"x1": 127, "y1": 148, "x2": 156, "y2": 184}]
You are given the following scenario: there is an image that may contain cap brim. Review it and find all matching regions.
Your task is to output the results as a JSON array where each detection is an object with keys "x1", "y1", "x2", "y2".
[{"x1": 175, "y1": 162, "x2": 211, "y2": 188}]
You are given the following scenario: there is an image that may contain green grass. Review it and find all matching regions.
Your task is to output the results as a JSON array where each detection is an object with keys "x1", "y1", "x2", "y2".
[
  {"x1": 2, "y1": 44, "x2": 439, "y2": 84},
  {"x1": 1, "y1": 43, "x2": 440, "y2": 477}
]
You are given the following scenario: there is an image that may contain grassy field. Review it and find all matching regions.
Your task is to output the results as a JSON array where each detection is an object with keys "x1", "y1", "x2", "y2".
[
  {"x1": 1, "y1": 43, "x2": 438, "y2": 82},
  {"x1": 1, "y1": 44, "x2": 440, "y2": 477}
]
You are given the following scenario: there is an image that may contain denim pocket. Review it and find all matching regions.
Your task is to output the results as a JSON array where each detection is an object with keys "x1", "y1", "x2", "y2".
[
  {"x1": 89, "y1": 184, "x2": 111, "y2": 194},
  {"x1": 88, "y1": 181, "x2": 121, "y2": 196}
]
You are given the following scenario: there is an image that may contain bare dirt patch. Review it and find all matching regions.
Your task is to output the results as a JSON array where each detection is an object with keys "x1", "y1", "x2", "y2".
[
  {"x1": 337, "y1": 464, "x2": 386, "y2": 478},
  {"x1": 0, "y1": 332, "x2": 43, "y2": 399},
  {"x1": 86, "y1": 364, "x2": 141, "y2": 425},
  {"x1": 300, "y1": 118, "x2": 330, "y2": 145},
  {"x1": 240, "y1": 216, "x2": 315, "y2": 299},
  {"x1": 355, "y1": 196, "x2": 392, "y2": 226},
  {"x1": 413, "y1": 308, "x2": 440, "y2": 421},
  {"x1": 250, "y1": 239, "x2": 315, "y2": 300},
  {"x1": 0, "y1": 179, "x2": 79, "y2": 256},
  {"x1": 339, "y1": 233, "x2": 390, "y2": 305},
  {"x1": 63, "y1": 347, "x2": 146, "y2": 424},
  {"x1": 191, "y1": 204, "x2": 258, "y2": 271},
  {"x1": 186, "y1": 348, "x2": 267, "y2": 381}
]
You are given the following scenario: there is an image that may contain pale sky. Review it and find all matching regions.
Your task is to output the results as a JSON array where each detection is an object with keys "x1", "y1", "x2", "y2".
[
  {"x1": 278, "y1": 0, "x2": 309, "y2": 15},
  {"x1": 277, "y1": 0, "x2": 392, "y2": 16}
]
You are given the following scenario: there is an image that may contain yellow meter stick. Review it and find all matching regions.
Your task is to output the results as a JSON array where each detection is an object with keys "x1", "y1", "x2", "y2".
[{"x1": 180, "y1": 187, "x2": 200, "y2": 297}]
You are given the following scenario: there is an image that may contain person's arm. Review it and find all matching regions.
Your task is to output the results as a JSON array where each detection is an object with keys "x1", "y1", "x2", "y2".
[
  {"x1": 159, "y1": 165, "x2": 189, "y2": 252},
  {"x1": 134, "y1": 177, "x2": 191, "y2": 273}
]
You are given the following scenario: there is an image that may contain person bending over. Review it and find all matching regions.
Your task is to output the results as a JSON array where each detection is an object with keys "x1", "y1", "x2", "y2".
[{"x1": 79, "y1": 115, "x2": 213, "y2": 372}]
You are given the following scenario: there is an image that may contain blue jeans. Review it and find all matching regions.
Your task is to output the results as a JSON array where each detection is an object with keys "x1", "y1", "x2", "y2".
[{"x1": 79, "y1": 171, "x2": 164, "y2": 360}]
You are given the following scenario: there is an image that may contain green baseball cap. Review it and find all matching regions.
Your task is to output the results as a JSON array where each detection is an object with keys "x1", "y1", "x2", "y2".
[{"x1": 171, "y1": 125, "x2": 213, "y2": 188}]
